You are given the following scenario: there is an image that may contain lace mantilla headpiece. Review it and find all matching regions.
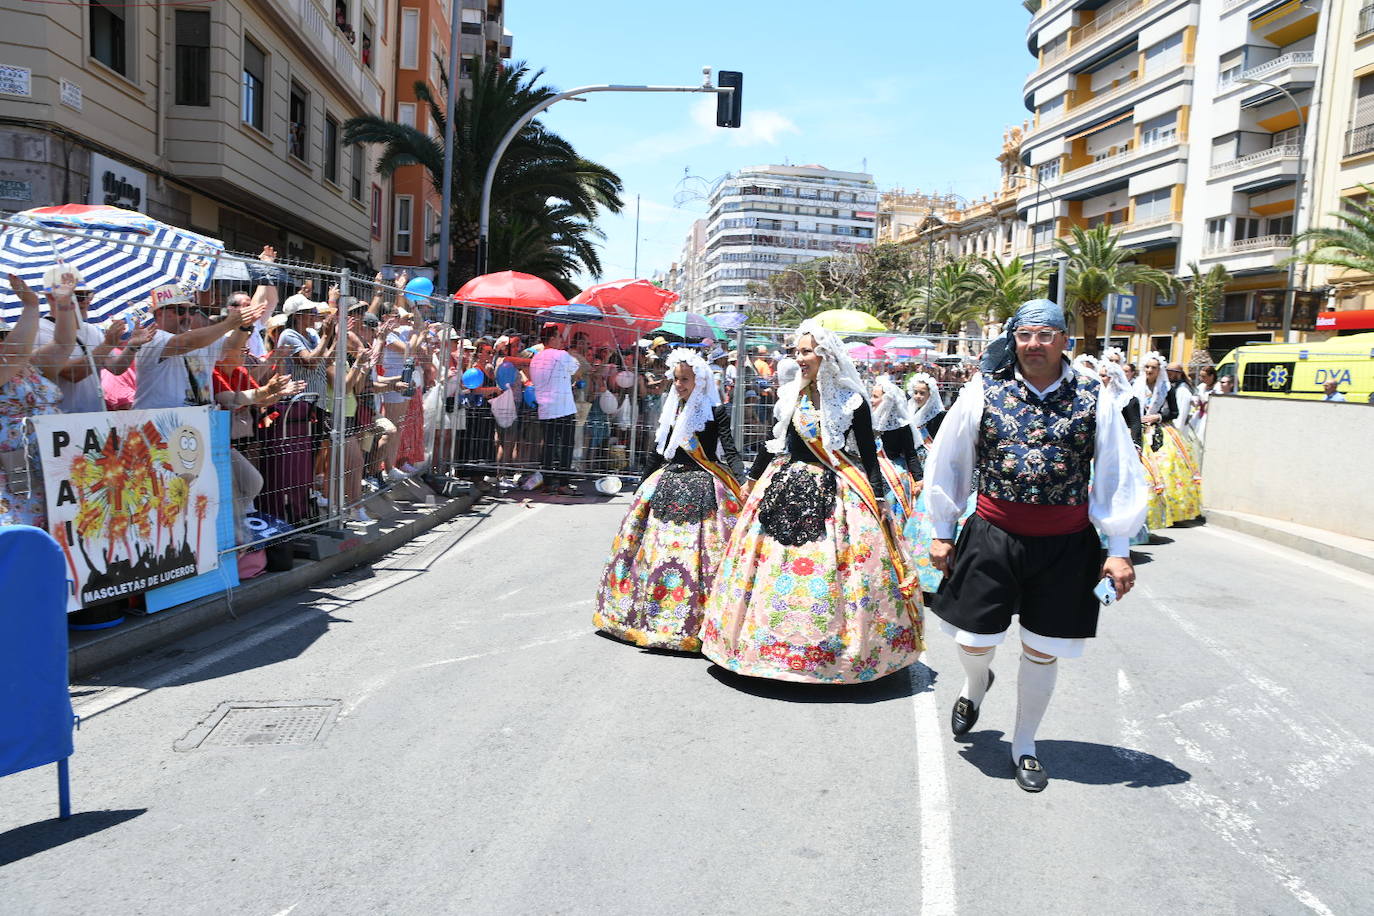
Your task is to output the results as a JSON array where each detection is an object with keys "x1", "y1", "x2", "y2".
[
  {"x1": 870, "y1": 374, "x2": 912, "y2": 433},
  {"x1": 1135, "y1": 351, "x2": 1169, "y2": 414},
  {"x1": 767, "y1": 319, "x2": 867, "y2": 454},
  {"x1": 655, "y1": 348, "x2": 720, "y2": 460},
  {"x1": 906, "y1": 371, "x2": 944, "y2": 431}
]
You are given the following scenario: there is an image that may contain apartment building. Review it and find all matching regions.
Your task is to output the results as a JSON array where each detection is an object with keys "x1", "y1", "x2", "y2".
[
  {"x1": 669, "y1": 218, "x2": 708, "y2": 312},
  {"x1": 696, "y1": 164, "x2": 878, "y2": 316},
  {"x1": 1018, "y1": 0, "x2": 1348, "y2": 361},
  {"x1": 1020, "y1": 0, "x2": 1199, "y2": 358},
  {"x1": 385, "y1": 0, "x2": 510, "y2": 279},
  {"x1": 1305, "y1": 0, "x2": 1374, "y2": 337},
  {"x1": 1180, "y1": 0, "x2": 1330, "y2": 360},
  {"x1": 0, "y1": 0, "x2": 393, "y2": 267}
]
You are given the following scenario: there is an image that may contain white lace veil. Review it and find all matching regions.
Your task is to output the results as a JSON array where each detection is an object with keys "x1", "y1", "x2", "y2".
[
  {"x1": 1135, "y1": 351, "x2": 1169, "y2": 414},
  {"x1": 870, "y1": 374, "x2": 913, "y2": 433},
  {"x1": 906, "y1": 372, "x2": 944, "y2": 430},
  {"x1": 1072, "y1": 353, "x2": 1100, "y2": 379},
  {"x1": 655, "y1": 348, "x2": 719, "y2": 459},
  {"x1": 1102, "y1": 346, "x2": 1125, "y2": 364},
  {"x1": 1099, "y1": 358, "x2": 1136, "y2": 409},
  {"x1": 767, "y1": 319, "x2": 868, "y2": 454}
]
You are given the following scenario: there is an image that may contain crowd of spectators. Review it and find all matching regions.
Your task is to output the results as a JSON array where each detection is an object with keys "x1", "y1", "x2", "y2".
[{"x1": 0, "y1": 252, "x2": 449, "y2": 551}]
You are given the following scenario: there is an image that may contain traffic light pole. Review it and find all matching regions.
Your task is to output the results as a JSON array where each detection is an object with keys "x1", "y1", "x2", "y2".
[{"x1": 475, "y1": 74, "x2": 738, "y2": 280}]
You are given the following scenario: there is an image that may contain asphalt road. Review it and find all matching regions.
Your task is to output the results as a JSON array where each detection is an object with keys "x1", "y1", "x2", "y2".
[{"x1": 2, "y1": 490, "x2": 1372, "y2": 916}]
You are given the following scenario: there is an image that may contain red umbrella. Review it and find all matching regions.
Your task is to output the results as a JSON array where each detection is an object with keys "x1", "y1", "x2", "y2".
[
  {"x1": 572, "y1": 279, "x2": 679, "y2": 331},
  {"x1": 454, "y1": 270, "x2": 567, "y2": 309}
]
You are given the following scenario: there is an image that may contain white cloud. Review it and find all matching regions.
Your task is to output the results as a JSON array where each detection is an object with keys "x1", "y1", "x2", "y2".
[{"x1": 616, "y1": 97, "x2": 800, "y2": 165}]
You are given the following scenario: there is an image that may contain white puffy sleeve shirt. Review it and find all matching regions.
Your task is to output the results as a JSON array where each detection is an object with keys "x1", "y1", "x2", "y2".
[{"x1": 924, "y1": 364, "x2": 1148, "y2": 558}]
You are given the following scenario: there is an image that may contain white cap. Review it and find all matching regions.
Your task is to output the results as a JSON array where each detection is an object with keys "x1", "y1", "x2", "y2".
[{"x1": 282, "y1": 293, "x2": 320, "y2": 317}]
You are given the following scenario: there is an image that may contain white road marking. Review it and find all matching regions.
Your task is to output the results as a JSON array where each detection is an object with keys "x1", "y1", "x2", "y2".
[
  {"x1": 75, "y1": 504, "x2": 547, "y2": 721},
  {"x1": 908, "y1": 662, "x2": 956, "y2": 916},
  {"x1": 340, "y1": 629, "x2": 587, "y2": 717},
  {"x1": 1124, "y1": 587, "x2": 1353, "y2": 915},
  {"x1": 74, "y1": 609, "x2": 331, "y2": 720},
  {"x1": 433, "y1": 504, "x2": 547, "y2": 566},
  {"x1": 495, "y1": 586, "x2": 528, "y2": 602},
  {"x1": 1195, "y1": 525, "x2": 1374, "y2": 592},
  {"x1": 268, "y1": 906, "x2": 298, "y2": 916}
]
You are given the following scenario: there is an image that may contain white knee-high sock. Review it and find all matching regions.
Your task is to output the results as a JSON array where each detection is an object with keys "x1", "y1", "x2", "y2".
[
  {"x1": 1012, "y1": 652, "x2": 1058, "y2": 762},
  {"x1": 957, "y1": 645, "x2": 996, "y2": 707}
]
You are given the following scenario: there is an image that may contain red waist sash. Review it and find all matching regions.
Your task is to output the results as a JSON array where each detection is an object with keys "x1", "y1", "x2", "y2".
[{"x1": 975, "y1": 493, "x2": 1090, "y2": 537}]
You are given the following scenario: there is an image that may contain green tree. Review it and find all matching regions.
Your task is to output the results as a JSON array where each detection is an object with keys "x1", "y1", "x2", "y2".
[
  {"x1": 906, "y1": 258, "x2": 979, "y2": 333},
  {"x1": 1054, "y1": 225, "x2": 1176, "y2": 356},
  {"x1": 1288, "y1": 183, "x2": 1374, "y2": 277},
  {"x1": 1184, "y1": 261, "x2": 1229, "y2": 362},
  {"x1": 965, "y1": 254, "x2": 1047, "y2": 323},
  {"x1": 344, "y1": 58, "x2": 623, "y2": 291}
]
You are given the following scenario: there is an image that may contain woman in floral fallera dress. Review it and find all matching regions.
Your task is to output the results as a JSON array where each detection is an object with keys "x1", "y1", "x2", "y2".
[
  {"x1": 701, "y1": 321, "x2": 923, "y2": 684},
  {"x1": 0, "y1": 271, "x2": 77, "y2": 528},
  {"x1": 1135, "y1": 352, "x2": 1202, "y2": 528},
  {"x1": 594, "y1": 349, "x2": 744, "y2": 651}
]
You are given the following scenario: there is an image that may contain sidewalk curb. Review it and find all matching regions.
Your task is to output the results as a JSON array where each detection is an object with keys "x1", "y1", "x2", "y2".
[
  {"x1": 69, "y1": 483, "x2": 486, "y2": 680},
  {"x1": 1204, "y1": 508, "x2": 1374, "y2": 578}
]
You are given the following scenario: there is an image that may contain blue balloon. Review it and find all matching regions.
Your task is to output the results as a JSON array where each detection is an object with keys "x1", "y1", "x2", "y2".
[
  {"x1": 523, "y1": 386, "x2": 537, "y2": 407},
  {"x1": 461, "y1": 367, "x2": 485, "y2": 389},
  {"x1": 495, "y1": 362, "x2": 518, "y2": 388},
  {"x1": 404, "y1": 276, "x2": 434, "y2": 303}
]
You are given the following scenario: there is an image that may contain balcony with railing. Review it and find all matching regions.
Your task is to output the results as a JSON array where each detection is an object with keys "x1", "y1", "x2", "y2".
[
  {"x1": 1056, "y1": 135, "x2": 1184, "y2": 185},
  {"x1": 1209, "y1": 143, "x2": 1300, "y2": 178},
  {"x1": 1038, "y1": 0, "x2": 1153, "y2": 70},
  {"x1": 287, "y1": 0, "x2": 385, "y2": 115},
  {"x1": 1360, "y1": 5, "x2": 1374, "y2": 38},
  {"x1": 1347, "y1": 124, "x2": 1374, "y2": 158},
  {"x1": 1203, "y1": 234, "x2": 1293, "y2": 256},
  {"x1": 1217, "y1": 51, "x2": 1316, "y2": 91}
]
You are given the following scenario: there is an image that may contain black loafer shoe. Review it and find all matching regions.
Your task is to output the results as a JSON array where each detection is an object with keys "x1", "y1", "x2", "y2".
[
  {"x1": 1015, "y1": 755, "x2": 1049, "y2": 793},
  {"x1": 950, "y1": 670, "x2": 995, "y2": 736}
]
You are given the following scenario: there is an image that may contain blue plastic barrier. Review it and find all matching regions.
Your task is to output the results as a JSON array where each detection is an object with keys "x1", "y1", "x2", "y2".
[{"x1": 0, "y1": 525, "x2": 76, "y2": 819}]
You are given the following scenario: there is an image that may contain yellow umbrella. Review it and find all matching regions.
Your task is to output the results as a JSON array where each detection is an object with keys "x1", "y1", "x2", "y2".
[{"x1": 811, "y1": 308, "x2": 887, "y2": 333}]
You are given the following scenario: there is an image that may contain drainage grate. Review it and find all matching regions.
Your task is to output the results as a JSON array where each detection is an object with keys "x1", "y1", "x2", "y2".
[{"x1": 176, "y1": 700, "x2": 340, "y2": 751}]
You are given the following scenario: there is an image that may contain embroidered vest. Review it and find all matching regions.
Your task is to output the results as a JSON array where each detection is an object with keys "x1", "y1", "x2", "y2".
[{"x1": 976, "y1": 372, "x2": 1098, "y2": 506}]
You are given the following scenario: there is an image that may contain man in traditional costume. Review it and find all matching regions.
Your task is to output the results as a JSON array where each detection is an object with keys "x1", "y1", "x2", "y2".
[{"x1": 925, "y1": 299, "x2": 1146, "y2": 792}]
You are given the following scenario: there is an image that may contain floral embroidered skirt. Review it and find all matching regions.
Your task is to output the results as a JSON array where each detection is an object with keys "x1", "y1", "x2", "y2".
[
  {"x1": 594, "y1": 464, "x2": 743, "y2": 652},
  {"x1": 891, "y1": 488, "x2": 976, "y2": 595},
  {"x1": 1142, "y1": 425, "x2": 1201, "y2": 529},
  {"x1": 701, "y1": 457, "x2": 923, "y2": 684}
]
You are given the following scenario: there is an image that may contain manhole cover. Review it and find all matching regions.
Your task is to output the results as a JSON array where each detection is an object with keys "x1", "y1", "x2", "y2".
[{"x1": 176, "y1": 700, "x2": 340, "y2": 751}]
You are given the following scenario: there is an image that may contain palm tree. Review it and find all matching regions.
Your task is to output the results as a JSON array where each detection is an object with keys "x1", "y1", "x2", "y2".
[
  {"x1": 344, "y1": 58, "x2": 624, "y2": 289},
  {"x1": 966, "y1": 254, "x2": 1047, "y2": 324},
  {"x1": 904, "y1": 259, "x2": 979, "y2": 333},
  {"x1": 1184, "y1": 261, "x2": 1229, "y2": 364},
  {"x1": 1053, "y1": 225, "x2": 1176, "y2": 356},
  {"x1": 1288, "y1": 183, "x2": 1374, "y2": 277}
]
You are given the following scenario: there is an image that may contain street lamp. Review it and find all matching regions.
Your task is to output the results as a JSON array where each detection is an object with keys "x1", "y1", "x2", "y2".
[
  {"x1": 477, "y1": 72, "x2": 739, "y2": 279},
  {"x1": 1238, "y1": 76, "x2": 1309, "y2": 341},
  {"x1": 1013, "y1": 169, "x2": 1052, "y2": 284},
  {"x1": 923, "y1": 213, "x2": 945, "y2": 334}
]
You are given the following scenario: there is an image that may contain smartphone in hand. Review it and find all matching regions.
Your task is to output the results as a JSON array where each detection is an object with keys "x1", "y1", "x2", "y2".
[{"x1": 1093, "y1": 576, "x2": 1117, "y2": 606}]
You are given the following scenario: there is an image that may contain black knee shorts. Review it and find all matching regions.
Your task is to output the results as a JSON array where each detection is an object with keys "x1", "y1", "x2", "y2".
[{"x1": 934, "y1": 513, "x2": 1105, "y2": 639}]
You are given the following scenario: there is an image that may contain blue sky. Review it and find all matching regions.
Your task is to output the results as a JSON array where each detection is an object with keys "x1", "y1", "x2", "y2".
[{"x1": 506, "y1": 0, "x2": 1034, "y2": 286}]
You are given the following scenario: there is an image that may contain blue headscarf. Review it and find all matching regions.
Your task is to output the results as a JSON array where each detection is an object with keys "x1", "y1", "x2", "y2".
[{"x1": 980, "y1": 298, "x2": 1068, "y2": 375}]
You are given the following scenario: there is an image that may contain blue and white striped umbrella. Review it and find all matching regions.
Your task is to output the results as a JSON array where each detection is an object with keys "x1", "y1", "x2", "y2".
[{"x1": 0, "y1": 204, "x2": 223, "y2": 323}]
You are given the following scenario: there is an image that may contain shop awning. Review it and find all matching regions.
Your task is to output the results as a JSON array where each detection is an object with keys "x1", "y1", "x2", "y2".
[{"x1": 1315, "y1": 309, "x2": 1374, "y2": 331}]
